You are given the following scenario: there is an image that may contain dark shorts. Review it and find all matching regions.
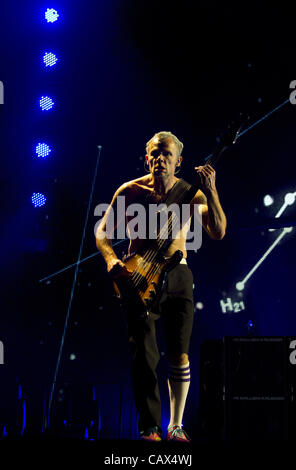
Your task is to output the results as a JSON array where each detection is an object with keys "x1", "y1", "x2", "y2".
[
  {"x1": 126, "y1": 263, "x2": 195, "y2": 356},
  {"x1": 158, "y1": 263, "x2": 194, "y2": 355}
]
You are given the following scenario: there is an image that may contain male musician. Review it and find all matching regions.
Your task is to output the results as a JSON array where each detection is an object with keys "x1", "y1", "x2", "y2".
[{"x1": 96, "y1": 131, "x2": 226, "y2": 441}]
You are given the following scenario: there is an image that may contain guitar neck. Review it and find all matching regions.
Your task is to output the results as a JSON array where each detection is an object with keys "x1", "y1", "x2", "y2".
[
  {"x1": 205, "y1": 141, "x2": 228, "y2": 168},
  {"x1": 181, "y1": 140, "x2": 228, "y2": 205},
  {"x1": 143, "y1": 117, "x2": 245, "y2": 256}
]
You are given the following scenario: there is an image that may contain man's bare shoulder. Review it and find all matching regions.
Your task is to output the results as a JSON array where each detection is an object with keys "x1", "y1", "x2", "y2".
[
  {"x1": 123, "y1": 174, "x2": 152, "y2": 188},
  {"x1": 115, "y1": 174, "x2": 152, "y2": 196}
]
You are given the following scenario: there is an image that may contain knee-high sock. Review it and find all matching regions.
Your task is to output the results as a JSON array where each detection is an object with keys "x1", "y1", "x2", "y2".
[{"x1": 167, "y1": 362, "x2": 190, "y2": 428}]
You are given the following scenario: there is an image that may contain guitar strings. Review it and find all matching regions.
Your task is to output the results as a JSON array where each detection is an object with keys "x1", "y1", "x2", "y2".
[
  {"x1": 129, "y1": 176, "x2": 206, "y2": 290},
  {"x1": 131, "y1": 208, "x2": 176, "y2": 280},
  {"x1": 129, "y1": 180, "x2": 201, "y2": 289},
  {"x1": 128, "y1": 191, "x2": 184, "y2": 287},
  {"x1": 130, "y1": 209, "x2": 182, "y2": 289},
  {"x1": 143, "y1": 211, "x2": 183, "y2": 286},
  {"x1": 129, "y1": 212, "x2": 175, "y2": 288},
  {"x1": 142, "y1": 210, "x2": 189, "y2": 290},
  {"x1": 132, "y1": 183, "x2": 193, "y2": 278}
]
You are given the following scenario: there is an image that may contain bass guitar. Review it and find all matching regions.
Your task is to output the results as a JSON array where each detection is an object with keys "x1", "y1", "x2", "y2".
[{"x1": 112, "y1": 116, "x2": 247, "y2": 318}]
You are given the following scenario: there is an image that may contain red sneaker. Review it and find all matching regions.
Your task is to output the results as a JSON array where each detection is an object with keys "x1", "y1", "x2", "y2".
[
  {"x1": 140, "y1": 426, "x2": 162, "y2": 441},
  {"x1": 167, "y1": 425, "x2": 191, "y2": 442}
]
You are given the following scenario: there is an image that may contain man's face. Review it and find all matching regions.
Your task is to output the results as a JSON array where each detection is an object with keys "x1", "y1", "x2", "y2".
[{"x1": 146, "y1": 138, "x2": 181, "y2": 179}]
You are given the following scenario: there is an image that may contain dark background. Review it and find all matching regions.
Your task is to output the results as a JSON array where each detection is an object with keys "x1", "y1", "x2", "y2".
[{"x1": 0, "y1": 0, "x2": 295, "y2": 438}]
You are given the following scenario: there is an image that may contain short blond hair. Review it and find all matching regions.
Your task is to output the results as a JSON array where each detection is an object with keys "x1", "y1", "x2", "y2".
[{"x1": 146, "y1": 131, "x2": 184, "y2": 156}]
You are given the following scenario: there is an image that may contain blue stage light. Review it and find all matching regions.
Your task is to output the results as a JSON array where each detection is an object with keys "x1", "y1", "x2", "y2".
[
  {"x1": 31, "y1": 193, "x2": 46, "y2": 208},
  {"x1": 45, "y1": 8, "x2": 59, "y2": 23},
  {"x1": 43, "y1": 52, "x2": 58, "y2": 67},
  {"x1": 35, "y1": 143, "x2": 51, "y2": 158},
  {"x1": 39, "y1": 96, "x2": 54, "y2": 111}
]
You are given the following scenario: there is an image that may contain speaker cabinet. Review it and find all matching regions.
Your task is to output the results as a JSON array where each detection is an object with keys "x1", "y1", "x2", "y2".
[{"x1": 200, "y1": 337, "x2": 293, "y2": 440}]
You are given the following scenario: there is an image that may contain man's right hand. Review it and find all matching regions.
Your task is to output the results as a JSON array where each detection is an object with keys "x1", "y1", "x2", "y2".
[{"x1": 107, "y1": 258, "x2": 131, "y2": 279}]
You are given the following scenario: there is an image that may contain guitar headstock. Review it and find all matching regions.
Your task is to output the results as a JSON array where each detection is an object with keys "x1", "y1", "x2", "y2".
[
  {"x1": 219, "y1": 112, "x2": 249, "y2": 148},
  {"x1": 205, "y1": 112, "x2": 250, "y2": 167}
]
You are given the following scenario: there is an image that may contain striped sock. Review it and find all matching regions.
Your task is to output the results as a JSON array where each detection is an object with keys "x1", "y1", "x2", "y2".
[{"x1": 167, "y1": 362, "x2": 190, "y2": 428}]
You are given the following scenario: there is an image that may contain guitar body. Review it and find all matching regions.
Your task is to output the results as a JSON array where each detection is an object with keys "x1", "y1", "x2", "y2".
[{"x1": 113, "y1": 249, "x2": 184, "y2": 318}]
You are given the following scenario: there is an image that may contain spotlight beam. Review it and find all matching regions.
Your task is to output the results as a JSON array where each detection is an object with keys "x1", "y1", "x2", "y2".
[
  {"x1": 45, "y1": 146, "x2": 102, "y2": 429},
  {"x1": 236, "y1": 227, "x2": 293, "y2": 290},
  {"x1": 237, "y1": 99, "x2": 290, "y2": 139},
  {"x1": 39, "y1": 238, "x2": 128, "y2": 283},
  {"x1": 275, "y1": 202, "x2": 289, "y2": 219}
]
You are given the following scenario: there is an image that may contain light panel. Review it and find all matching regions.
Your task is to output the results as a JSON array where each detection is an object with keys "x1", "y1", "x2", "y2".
[
  {"x1": 45, "y1": 8, "x2": 59, "y2": 23},
  {"x1": 43, "y1": 52, "x2": 58, "y2": 67},
  {"x1": 39, "y1": 96, "x2": 54, "y2": 111},
  {"x1": 31, "y1": 192, "x2": 47, "y2": 207},
  {"x1": 35, "y1": 142, "x2": 51, "y2": 158}
]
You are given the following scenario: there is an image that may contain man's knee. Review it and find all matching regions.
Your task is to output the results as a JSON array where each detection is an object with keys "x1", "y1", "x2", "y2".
[{"x1": 168, "y1": 352, "x2": 189, "y2": 366}]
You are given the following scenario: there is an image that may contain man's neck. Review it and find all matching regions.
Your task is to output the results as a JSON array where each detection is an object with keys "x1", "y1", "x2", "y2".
[{"x1": 152, "y1": 175, "x2": 178, "y2": 197}]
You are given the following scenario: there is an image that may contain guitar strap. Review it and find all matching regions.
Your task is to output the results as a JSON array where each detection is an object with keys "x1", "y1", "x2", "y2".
[
  {"x1": 149, "y1": 178, "x2": 199, "y2": 257},
  {"x1": 164, "y1": 178, "x2": 199, "y2": 207}
]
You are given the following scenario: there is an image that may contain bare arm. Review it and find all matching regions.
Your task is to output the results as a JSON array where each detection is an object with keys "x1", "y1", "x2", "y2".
[
  {"x1": 192, "y1": 165, "x2": 227, "y2": 240},
  {"x1": 95, "y1": 184, "x2": 131, "y2": 275}
]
